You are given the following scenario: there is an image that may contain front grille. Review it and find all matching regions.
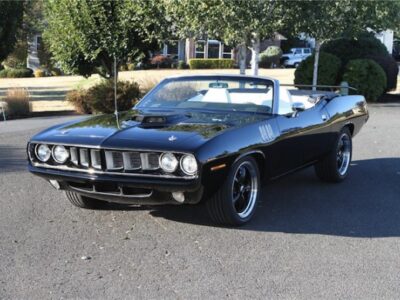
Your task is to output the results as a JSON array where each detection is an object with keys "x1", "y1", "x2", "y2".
[
  {"x1": 28, "y1": 143, "x2": 197, "y2": 178},
  {"x1": 67, "y1": 181, "x2": 153, "y2": 198},
  {"x1": 105, "y1": 151, "x2": 124, "y2": 170},
  {"x1": 29, "y1": 144, "x2": 179, "y2": 175},
  {"x1": 122, "y1": 152, "x2": 141, "y2": 170}
]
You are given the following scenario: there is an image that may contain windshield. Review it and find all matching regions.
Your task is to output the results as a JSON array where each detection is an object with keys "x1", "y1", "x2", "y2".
[{"x1": 136, "y1": 76, "x2": 274, "y2": 114}]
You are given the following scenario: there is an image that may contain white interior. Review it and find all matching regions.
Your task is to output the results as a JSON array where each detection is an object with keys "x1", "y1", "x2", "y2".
[{"x1": 188, "y1": 86, "x2": 317, "y2": 114}]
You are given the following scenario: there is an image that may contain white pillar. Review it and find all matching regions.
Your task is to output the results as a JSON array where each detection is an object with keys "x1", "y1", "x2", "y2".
[
  {"x1": 204, "y1": 40, "x2": 209, "y2": 59},
  {"x1": 162, "y1": 43, "x2": 168, "y2": 56}
]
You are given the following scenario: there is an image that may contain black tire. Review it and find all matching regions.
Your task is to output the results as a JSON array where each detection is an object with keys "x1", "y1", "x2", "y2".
[
  {"x1": 65, "y1": 191, "x2": 107, "y2": 209},
  {"x1": 294, "y1": 62, "x2": 300, "y2": 68},
  {"x1": 206, "y1": 156, "x2": 261, "y2": 226},
  {"x1": 314, "y1": 127, "x2": 352, "y2": 182}
]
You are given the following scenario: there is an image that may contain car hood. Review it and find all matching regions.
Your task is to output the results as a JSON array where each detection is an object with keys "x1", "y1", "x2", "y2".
[{"x1": 31, "y1": 109, "x2": 269, "y2": 152}]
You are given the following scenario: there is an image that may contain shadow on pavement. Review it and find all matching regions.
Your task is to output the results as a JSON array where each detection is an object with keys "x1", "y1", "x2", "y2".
[
  {"x1": 145, "y1": 158, "x2": 400, "y2": 237},
  {"x1": 0, "y1": 145, "x2": 27, "y2": 173}
]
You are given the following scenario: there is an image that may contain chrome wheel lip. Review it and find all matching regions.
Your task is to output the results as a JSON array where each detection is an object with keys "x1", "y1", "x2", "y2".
[
  {"x1": 337, "y1": 133, "x2": 351, "y2": 176},
  {"x1": 231, "y1": 161, "x2": 258, "y2": 219}
]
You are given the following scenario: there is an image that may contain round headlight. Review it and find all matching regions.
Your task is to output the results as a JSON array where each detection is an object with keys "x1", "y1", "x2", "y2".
[
  {"x1": 180, "y1": 154, "x2": 198, "y2": 175},
  {"x1": 159, "y1": 152, "x2": 178, "y2": 173},
  {"x1": 52, "y1": 145, "x2": 69, "y2": 163},
  {"x1": 36, "y1": 144, "x2": 51, "y2": 162}
]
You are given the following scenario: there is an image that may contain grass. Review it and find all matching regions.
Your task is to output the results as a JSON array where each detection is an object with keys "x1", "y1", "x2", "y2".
[
  {"x1": 3, "y1": 88, "x2": 30, "y2": 117},
  {"x1": 0, "y1": 68, "x2": 297, "y2": 112},
  {"x1": 2, "y1": 67, "x2": 399, "y2": 113}
]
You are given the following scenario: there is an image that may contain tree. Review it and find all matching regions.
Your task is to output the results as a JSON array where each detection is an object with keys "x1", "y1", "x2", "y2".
[
  {"x1": 0, "y1": 1, "x2": 24, "y2": 62},
  {"x1": 165, "y1": 0, "x2": 285, "y2": 75},
  {"x1": 43, "y1": 0, "x2": 168, "y2": 79},
  {"x1": 285, "y1": 0, "x2": 400, "y2": 90}
]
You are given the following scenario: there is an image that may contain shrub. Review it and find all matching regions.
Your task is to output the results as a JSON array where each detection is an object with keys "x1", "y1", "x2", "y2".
[
  {"x1": 294, "y1": 52, "x2": 341, "y2": 87},
  {"x1": 259, "y1": 46, "x2": 283, "y2": 68},
  {"x1": 66, "y1": 89, "x2": 91, "y2": 114},
  {"x1": 34, "y1": 69, "x2": 46, "y2": 77},
  {"x1": 3, "y1": 40, "x2": 28, "y2": 69},
  {"x1": 86, "y1": 80, "x2": 141, "y2": 114},
  {"x1": 365, "y1": 54, "x2": 398, "y2": 92},
  {"x1": 50, "y1": 68, "x2": 63, "y2": 76},
  {"x1": 150, "y1": 55, "x2": 172, "y2": 68},
  {"x1": 177, "y1": 60, "x2": 188, "y2": 69},
  {"x1": 342, "y1": 59, "x2": 386, "y2": 102},
  {"x1": 3, "y1": 88, "x2": 30, "y2": 117},
  {"x1": 321, "y1": 35, "x2": 388, "y2": 67},
  {"x1": 138, "y1": 77, "x2": 159, "y2": 96},
  {"x1": 321, "y1": 34, "x2": 396, "y2": 92},
  {"x1": 189, "y1": 59, "x2": 235, "y2": 69},
  {"x1": 0, "y1": 68, "x2": 33, "y2": 78},
  {"x1": 127, "y1": 63, "x2": 135, "y2": 71}
]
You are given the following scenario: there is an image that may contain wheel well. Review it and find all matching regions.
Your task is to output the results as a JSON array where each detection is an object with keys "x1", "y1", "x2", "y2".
[
  {"x1": 250, "y1": 152, "x2": 266, "y2": 178},
  {"x1": 344, "y1": 123, "x2": 355, "y2": 136}
]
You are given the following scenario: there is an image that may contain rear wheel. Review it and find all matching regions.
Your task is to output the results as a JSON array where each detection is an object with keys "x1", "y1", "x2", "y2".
[
  {"x1": 315, "y1": 127, "x2": 352, "y2": 182},
  {"x1": 206, "y1": 156, "x2": 260, "y2": 226},
  {"x1": 65, "y1": 191, "x2": 107, "y2": 209}
]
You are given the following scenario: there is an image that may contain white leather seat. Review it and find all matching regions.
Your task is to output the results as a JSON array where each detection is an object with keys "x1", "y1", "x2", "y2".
[{"x1": 201, "y1": 88, "x2": 231, "y2": 103}]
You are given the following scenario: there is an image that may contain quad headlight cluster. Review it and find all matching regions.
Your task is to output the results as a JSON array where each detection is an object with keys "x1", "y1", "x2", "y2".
[
  {"x1": 35, "y1": 144, "x2": 69, "y2": 163},
  {"x1": 159, "y1": 152, "x2": 198, "y2": 175},
  {"x1": 32, "y1": 144, "x2": 198, "y2": 176}
]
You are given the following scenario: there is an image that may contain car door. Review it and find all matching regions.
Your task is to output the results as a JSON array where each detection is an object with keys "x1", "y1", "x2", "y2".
[{"x1": 272, "y1": 101, "x2": 332, "y2": 176}]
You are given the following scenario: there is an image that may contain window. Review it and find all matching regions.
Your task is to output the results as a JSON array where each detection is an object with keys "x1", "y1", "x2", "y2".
[
  {"x1": 208, "y1": 41, "x2": 220, "y2": 58},
  {"x1": 195, "y1": 41, "x2": 205, "y2": 58},
  {"x1": 166, "y1": 41, "x2": 178, "y2": 56},
  {"x1": 304, "y1": 48, "x2": 311, "y2": 54},
  {"x1": 36, "y1": 36, "x2": 42, "y2": 51},
  {"x1": 222, "y1": 44, "x2": 233, "y2": 59},
  {"x1": 294, "y1": 49, "x2": 302, "y2": 55},
  {"x1": 138, "y1": 76, "x2": 274, "y2": 114}
]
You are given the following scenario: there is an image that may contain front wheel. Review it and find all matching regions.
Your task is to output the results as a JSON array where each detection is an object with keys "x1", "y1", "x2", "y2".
[
  {"x1": 314, "y1": 127, "x2": 352, "y2": 182},
  {"x1": 65, "y1": 191, "x2": 107, "y2": 209},
  {"x1": 206, "y1": 156, "x2": 261, "y2": 226}
]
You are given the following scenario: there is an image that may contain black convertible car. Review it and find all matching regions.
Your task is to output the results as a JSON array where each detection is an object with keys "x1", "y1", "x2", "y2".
[{"x1": 28, "y1": 75, "x2": 368, "y2": 225}]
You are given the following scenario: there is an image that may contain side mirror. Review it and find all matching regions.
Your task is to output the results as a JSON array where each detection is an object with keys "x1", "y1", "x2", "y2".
[{"x1": 291, "y1": 102, "x2": 305, "y2": 117}]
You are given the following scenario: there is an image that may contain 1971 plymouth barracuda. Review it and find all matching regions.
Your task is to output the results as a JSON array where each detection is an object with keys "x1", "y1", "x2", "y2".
[{"x1": 28, "y1": 75, "x2": 368, "y2": 225}]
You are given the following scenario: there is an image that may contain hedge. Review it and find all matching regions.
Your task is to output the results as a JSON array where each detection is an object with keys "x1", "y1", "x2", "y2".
[
  {"x1": 67, "y1": 80, "x2": 142, "y2": 114},
  {"x1": 189, "y1": 59, "x2": 235, "y2": 69},
  {"x1": 0, "y1": 68, "x2": 34, "y2": 78},
  {"x1": 343, "y1": 59, "x2": 386, "y2": 102},
  {"x1": 259, "y1": 46, "x2": 282, "y2": 68},
  {"x1": 365, "y1": 54, "x2": 398, "y2": 92},
  {"x1": 294, "y1": 52, "x2": 341, "y2": 88},
  {"x1": 321, "y1": 34, "x2": 388, "y2": 66}
]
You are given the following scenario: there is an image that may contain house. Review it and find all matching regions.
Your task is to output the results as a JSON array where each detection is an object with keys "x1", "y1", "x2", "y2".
[
  {"x1": 161, "y1": 33, "x2": 286, "y2": 64},
  {"x1": 27, "y1": 30, "x2": 395, "y2": 70},
  {"x1": 27, "y1": 34, "x2": 41, "y2": 71}
]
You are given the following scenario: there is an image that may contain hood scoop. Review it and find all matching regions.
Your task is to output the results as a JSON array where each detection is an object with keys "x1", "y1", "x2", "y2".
[{"x1": 132, "y1": 113, "x2": 191, "y2": 128}]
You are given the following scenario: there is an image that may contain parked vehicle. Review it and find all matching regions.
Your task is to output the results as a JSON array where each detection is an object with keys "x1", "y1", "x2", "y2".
[
  {"x1": 281, "y1": 47, "x2": 312, "y2": 67},
  {"x1": 28, "y1": 75, "x2": 368, "y2": 226}
]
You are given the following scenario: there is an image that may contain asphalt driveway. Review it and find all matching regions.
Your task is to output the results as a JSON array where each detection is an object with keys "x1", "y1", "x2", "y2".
[{"x1": 1, "y1": 104, "x2": 400, "y2": 299}]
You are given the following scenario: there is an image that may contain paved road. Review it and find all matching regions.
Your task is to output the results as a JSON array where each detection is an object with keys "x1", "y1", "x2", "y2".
[{"x1": 1, "y1": 104, "x2": 400, "y2": 299}]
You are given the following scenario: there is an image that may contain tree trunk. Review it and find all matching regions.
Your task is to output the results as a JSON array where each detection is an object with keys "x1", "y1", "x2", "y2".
[
  {"x1": 312, "y1": 40, "x2": 320, "y2": 92},
  {"x1": 238, "y1": 43, "x2": 247, "y2": 75},
  {"x1": 250, "y1": 33, "x2": 260, "y2": 76}
]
